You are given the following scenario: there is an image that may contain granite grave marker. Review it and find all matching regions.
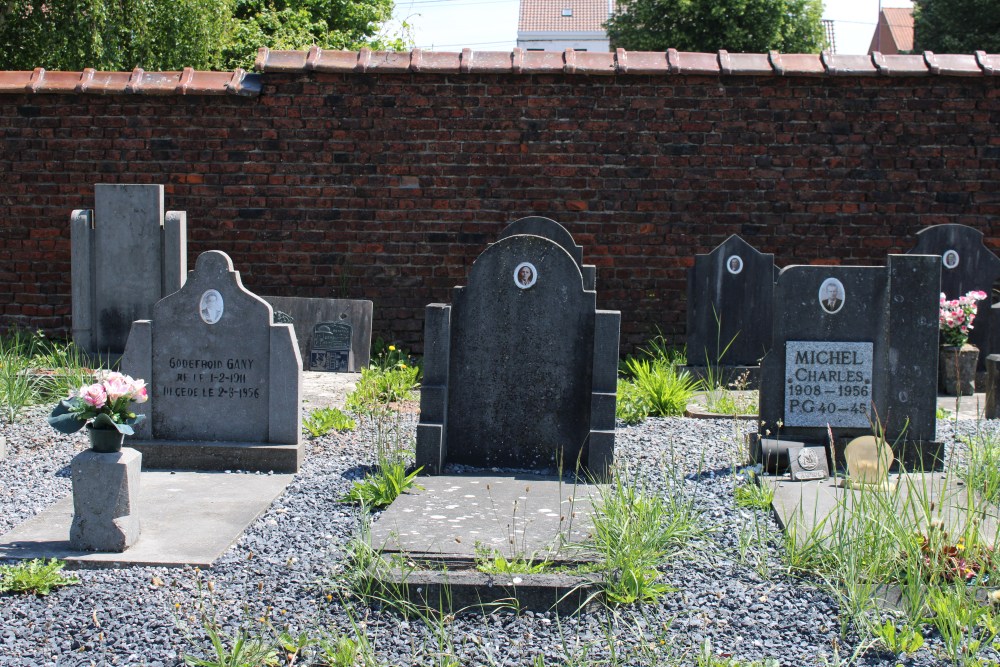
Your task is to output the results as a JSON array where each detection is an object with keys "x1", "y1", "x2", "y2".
[
  {"x1": 121, "y1": 251, "x2": 302, "y2": 472},
  {"x1": 909, "y1": 224, "x2": 1000, "y2": 375},
  {"x1": 262, "y1": 297, "x2": 373, "y2": 372},
  {"x1": 754, "y1": 255, "x2": 942, "y2": 473},
  {"x1": 683, "y1": 235, "x2": 776, "y2": 386},
  {"x1": 70, "y1": 448, "x2": 142, "y2": 552},
  {"x1": 72, "y1": 184, "x2": 186, "y2": 357},
  {"x1": 416, "y1": 217, "x2": 620, "y2": 477}
]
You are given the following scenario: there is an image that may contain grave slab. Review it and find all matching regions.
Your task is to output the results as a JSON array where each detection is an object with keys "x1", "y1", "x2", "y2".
[
  {"x1": 766, "y1": 473, "x2": 999, "y2": 545},
  {"x1": 369, "y1": 474, "x2": 604, "y2": 613},
  {"x1": 0, "y1": 471, "x2": 292, "y2": 568}
]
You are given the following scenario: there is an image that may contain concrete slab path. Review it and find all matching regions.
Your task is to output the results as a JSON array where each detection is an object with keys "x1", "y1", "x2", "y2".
[{"x1": 0, "y1": 471, "x2": 292, "y2": 568}]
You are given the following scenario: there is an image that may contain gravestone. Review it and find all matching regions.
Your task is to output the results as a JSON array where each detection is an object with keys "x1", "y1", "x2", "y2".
[
  {"x1": 416, "y1": 217, "x2": 620, "y2": 477},
  {"x1": 753, "y1": 255, "x2": 942, "y2": 473},
  {"x1": 72, "y1": 184, "x2": 186, "y2": 357},
  {"x1": 262, "y1": 297, "x2": 373, "y2": 372},
  {"x1": 909, "y1": 224, "x2": 1000, "y2": 377},
  {"x1": 121, "y1": 251, "x2": 302, "y2": 473},
  {"x1": 682, "y1": 235, "x2": 776, "y2": 387}
]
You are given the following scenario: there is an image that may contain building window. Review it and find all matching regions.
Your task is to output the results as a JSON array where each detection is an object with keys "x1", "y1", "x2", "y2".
[{"x1": 561, "y1": 8, "x2": 573, "y2": 16}]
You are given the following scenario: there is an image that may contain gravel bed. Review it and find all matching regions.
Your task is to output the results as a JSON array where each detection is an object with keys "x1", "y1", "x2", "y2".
[{"x1": 0, "y1": 407, "x2": 996, "y2": 666}]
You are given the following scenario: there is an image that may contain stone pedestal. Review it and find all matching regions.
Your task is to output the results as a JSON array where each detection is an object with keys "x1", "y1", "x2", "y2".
[
  {"x1": 70, "y1": 448, "x2": 142, "y2": 552},
  {"x1": 986, "y1": 355, "x2": 1000, "y2": 419},
  {"x1": 939, "y1": 344, "x2": 978, "y2": 397}
]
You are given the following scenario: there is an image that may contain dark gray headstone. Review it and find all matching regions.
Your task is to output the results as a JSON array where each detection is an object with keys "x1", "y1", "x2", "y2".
[
  {"x1": 755, "y1": 255, "x2": 942, "y2": 472},
  {"x1": 273, "y1": 311, "x2": 294, "y2": 324},
  {"x1": 71, "y1": 184, "x2": 186, "y2": 357},
  {"x1": 686, "y1": 235, "x2": 776, "y2": 370},
  {"x1": 986, "y1": 354, "x2": 1000, "y2": 419},
  {"x1": 121, "y1": 251, "x2": 302, "y2": 472},
  {"x1": 262, "y1": 296, "x2": 372, "y2": 372},
  {"x1": 496, "y1": 216, "x2": 596, "y2": 290},
  {"x1": 416, "y1": 219, "x2": 619, "y2": 477},
  {"x1": 910, "y1": 224, "x2": 1000, "y2": 372},
  {"x1": 308, "y1": 322, "x2": 352, "y2": 372}
]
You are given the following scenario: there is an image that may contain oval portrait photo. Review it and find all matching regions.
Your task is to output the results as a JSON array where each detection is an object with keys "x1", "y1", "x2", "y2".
[
  {"x1": 514, "y1": 262, "x2": 537, "y2": 289},
  {"x1": 726, "y1": 255, "x2": 744, "y2": 275},
  {"x1": 199, "y1": 289, "x2": 224, "y2": 324},
  {"x1": 942, "y1": 249, "x2": 960, "y2": 270},
  {"x1": 818, "y1": 278, "x2": 845, "y2": 315}
]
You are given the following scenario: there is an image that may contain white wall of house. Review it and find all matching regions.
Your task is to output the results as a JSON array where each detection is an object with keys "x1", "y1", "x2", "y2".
[{"x1": 516, "y1": 31, "x2": 610, "y2": 51}]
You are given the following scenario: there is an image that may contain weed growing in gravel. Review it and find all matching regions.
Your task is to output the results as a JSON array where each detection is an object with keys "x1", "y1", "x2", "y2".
[
  {"x1": 0, "y1": 329, "x2": 97, "y2": 423},
  {"x1": 958, "y1": 427, "x2": 1000, "y2": 506},
  {"x1": 589, "y1": 464, "x2": 702, "y2": 605},
  {"x1": 341, "y1": 460, "x2": 422, "y2": 509},
  {"x1": 0, "y1": 558, "x2": 79, "y2": 595},
  {"x1": 303, "y1": 406, "x2": 356, "y2": 437},
  {"x1": 733, "y1": 475, "x2": 774, "y2": 511},
  {"x1": 622, "y1": 358, "x2": 697, "y2": 418},
  {"x1": 616, "y1": 377, "x2": 650, "y2": 424},
  {"x1": 475, "y1": 547, "x2": 553, "y2": 575},
  {"x1": 696, "y1": 638, "x2": 780, "y2": 666}
]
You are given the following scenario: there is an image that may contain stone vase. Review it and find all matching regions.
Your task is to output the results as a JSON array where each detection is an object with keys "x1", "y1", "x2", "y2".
[
  {"x1": 939, "y1": 344, "x2": 979, "y2": 396},
  {"x1": 86, "y1": 424, "x2": 124, "y2": 453}
]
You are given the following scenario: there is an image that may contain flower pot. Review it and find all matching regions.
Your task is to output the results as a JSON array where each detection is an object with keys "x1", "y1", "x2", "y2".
[
  {"x1": 86, "y1": 424, "x2": 124, "y2": 453},
  {"x1": 939, "y1": 344, "x2": 979, "y2": 396}
]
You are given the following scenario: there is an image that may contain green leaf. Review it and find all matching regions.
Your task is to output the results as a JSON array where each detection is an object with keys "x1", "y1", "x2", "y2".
[{"x1": 47, "y1": 399, "x2": 86, "y2": 434}]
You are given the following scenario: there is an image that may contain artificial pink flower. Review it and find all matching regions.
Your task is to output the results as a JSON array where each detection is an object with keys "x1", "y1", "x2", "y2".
[{"x1": 79, "y1": 383, "x2": 107, "y2": 408}]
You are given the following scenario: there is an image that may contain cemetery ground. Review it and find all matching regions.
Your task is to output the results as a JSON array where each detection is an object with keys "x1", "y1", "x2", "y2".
[{"x1": 2, "y1": 339, "x2": 1000, "y2": 666}]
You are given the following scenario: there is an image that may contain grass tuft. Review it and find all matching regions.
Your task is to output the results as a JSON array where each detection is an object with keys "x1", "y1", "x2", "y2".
[{"x1": 0, "y1": 558, "x2": 79, "y2": 595}]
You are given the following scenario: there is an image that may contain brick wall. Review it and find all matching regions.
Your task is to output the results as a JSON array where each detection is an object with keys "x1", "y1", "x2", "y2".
[{"x1": 1, "y1": 50, "x2": 999, "y2": 354}]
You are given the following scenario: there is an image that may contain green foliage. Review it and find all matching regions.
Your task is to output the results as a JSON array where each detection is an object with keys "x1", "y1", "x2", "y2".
[
  {"x1": 0, "y1": 335, "x2": 37, "y2": 424},
  {"x1": 960, "y1": 430, "x2": 1000, "y2": 507},
  {"x1": 606, "y1": 0, "x2": 826, "y2": 53},
  {"x1": 624, "y1": 357, "x2": 697, "y2": 417},
  {"x1": 873, "y1": 618, "x2": 925, "y2": 656},
  {"x1": 590, "y1": 466, "x2": 701, "y2": 605},
  {"x1": 734, "y1": 479, "x2": 774, "y2": 510},
  {"x1": 303, "y1": 406, "x2": 356, "y2": 437},
  {"x1": 475, "y1": 548, "x2": 552, "y2": 575},
  {"x1": 0, "y1": 559, "x2": 79, "y2": 596},
  {"x1": 913, "y1": 0, "x2": 1000, "y2": 54},
  {"x1": 0, "y1": 0, "x2": 407, "y2": 71},
  {"x1": 220, "y1": 0, "x2": 406, "y2": 70},
  {"x1": 183, "y1": 626, "x2": 279, "y2": 667},
  {"x1": 616, "y1": 378, "x2": 650, "y2": 425},
  {"x1": 0, "y1": 0, "x2": 234, "y2": 71},
  {"x1": 341, "y1": 460, "x2": 422, "y2": 509},
  {"x1": 345, "y1": 364, "x2": 420, "y2": 415}
]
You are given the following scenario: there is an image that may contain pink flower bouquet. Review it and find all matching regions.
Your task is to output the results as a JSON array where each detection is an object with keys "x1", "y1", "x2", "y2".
[
  {"x1": 939, "y1": 290, "x2": 988, "y2": 347},
  {"x1": 48, "y1": 371, "x2": 148, "y2": 435}
]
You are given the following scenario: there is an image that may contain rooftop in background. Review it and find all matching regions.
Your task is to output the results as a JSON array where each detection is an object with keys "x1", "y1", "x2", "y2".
[
  {"x1": 518, "y1": 0, "x2": 614, "y2": 32},
  {"x1": 869, "y1": 7, "x2": 914, "y2": 54}
]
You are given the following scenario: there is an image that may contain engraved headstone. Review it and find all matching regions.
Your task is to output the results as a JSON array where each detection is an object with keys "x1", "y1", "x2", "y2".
[
  {"x1": 754, "y1": 255, "x2": 942, "y2": 473},
  {"x1": 71, "y1": 184, "x2": 186, "y2": 357},
  {"x1": 262, "y1": 297, "x2": 372, "y2": 372},
  {"x1": 416, "y1": 217, "x2": 620, "y2": 478},
  {"x1": 909, "y1": 224, "x2": 1000, "y2": 375},
  {"x1": 121, "y1": 251, "x2": 302, "y2": 472},
  {"x1": 273, "y1": 311, "x2": 294, "y2": 324},
  {"x1": 309, "y1": 322, "x2": 353, "y2": 372},
  {"x1": 683, "y1": 235, "x2": 776, "y2": 386}
]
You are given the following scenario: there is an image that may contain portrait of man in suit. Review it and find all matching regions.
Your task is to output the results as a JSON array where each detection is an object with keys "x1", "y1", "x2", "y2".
[
  {"x1": 514, "y1": 262, "x2": 537, "y2": 289},
  {"x1": 819, "y1": 279, "x2": 845, "y2": 314},
  {"x1": 199, "y1": 290, "x2": 224, "y2": 324}
]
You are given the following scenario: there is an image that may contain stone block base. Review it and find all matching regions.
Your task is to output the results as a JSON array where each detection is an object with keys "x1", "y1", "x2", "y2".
[{"x1": 70, "y1": 447, "x2": 142, "y2": 552}]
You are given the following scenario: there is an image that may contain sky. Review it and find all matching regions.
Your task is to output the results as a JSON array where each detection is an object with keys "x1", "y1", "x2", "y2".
[{"x1": 389, "y1": 0, "x2": 914, "y2": 55}]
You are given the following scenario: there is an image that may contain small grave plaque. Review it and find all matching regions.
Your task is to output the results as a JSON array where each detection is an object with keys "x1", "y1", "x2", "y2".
[
  {"x1": 309, "y1": 322, "x2": 352, "y2": 372},
  {"x1": 262, "y1": 297, "x2": 372, "y2": 372},
  {"x1": 784, "y1": 342, "x2": 873, "y2": 428},
  {"x1": 787, "y1": 446, "x2": 830, "y2": 481}
]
